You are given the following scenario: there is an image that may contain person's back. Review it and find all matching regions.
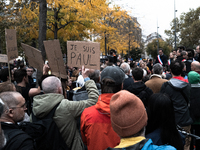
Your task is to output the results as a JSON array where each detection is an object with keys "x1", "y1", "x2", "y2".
[
  {"x1": 81, "y1": 66, "x2": 125, "y2": 150},
  {"x1": 145, "y1": 63, "x2": 168, "y2": 93},
  {"x1": 188, "y1": 71, "x2": 200, "y2": 149},
  {"x1": 125, "y1": 67, "x2": 153, "y2": 107},
  {"x1": 160, "y1": 60, "x2": 192, "y2": 150},
  {"x1": 32, "y1": 67, "x2": 99, "y2": 150},
  {"x1": 106, "y1": 90, "x2": 176, "y2": 150},
  {"x1": 145, "y1": 93, "x2": 184, "y2": 150}
]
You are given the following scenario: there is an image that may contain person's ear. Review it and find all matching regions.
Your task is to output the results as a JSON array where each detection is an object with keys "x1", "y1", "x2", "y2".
[
  {"x1": 58, "y1": 87, "x2": 63, "y2": 94},
  {"x1": 6, "y1": 109, "x2": 14, "y2": 118}
]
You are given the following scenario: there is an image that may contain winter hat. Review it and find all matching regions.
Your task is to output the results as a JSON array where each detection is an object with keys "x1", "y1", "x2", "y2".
[
  {"x1": 188, "y1": 71, "x2": 200, "y2": 84},
  {"x1": 101, "y1": 66, "x2": 125, "y2": 85},
  {"x1": 110, "y1": 90, "x2": 148, "y2": 138}
]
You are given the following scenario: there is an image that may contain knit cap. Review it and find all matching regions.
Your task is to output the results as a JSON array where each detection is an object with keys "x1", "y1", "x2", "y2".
[
  {"x1": 110, "y1": 90, "x2": 147, "y2": 138},
  {"x1": 188, "y1": 71, "x2": 200, "y2": 84}
]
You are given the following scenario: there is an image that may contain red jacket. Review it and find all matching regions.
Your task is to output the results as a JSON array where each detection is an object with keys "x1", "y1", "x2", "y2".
[{"x1": 81, "y1": 93, "x2": 120, "y2": 150}]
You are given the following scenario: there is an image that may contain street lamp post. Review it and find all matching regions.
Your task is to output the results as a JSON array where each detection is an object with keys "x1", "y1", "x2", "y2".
[
  {"x1": 157, "y1": 26, "x2": 159, "y2": 54},
  {"x1": 174, "y1": 0, "x2": 177, "y2": 50}
]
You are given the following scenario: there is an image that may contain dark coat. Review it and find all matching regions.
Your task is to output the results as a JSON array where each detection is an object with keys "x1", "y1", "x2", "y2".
[
  {"x1": 155, "y1": 54, "x2": 168, "y2": 67},
  {"x1": 125, "y1": 81, "x2": 153, "y2": 107},
  {"x1": 160, "y1": 78, "x2": 193, "y2": 126},
  {"x1": 1, "y1": 122, "x2": 35, "y2": 150}
]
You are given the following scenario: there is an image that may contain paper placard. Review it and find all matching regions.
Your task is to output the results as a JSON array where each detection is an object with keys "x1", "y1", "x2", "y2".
[
  {"x1": 0, "y1": 54, "x2": 15, "y2": 64},
  {"x1": 0, "y1": 54, "x2": 8, "y2": 63},
  {"x1": 21, "y1": 43, "x2": 44, "y2": 72},
  {"x1": 43, "y1": 40, "x2": 67, "y2": 79},
  {"x1": 5, "y1": 29, "x2": 18, "y2": 61},
  {"x1": 67, "y1": 41, "x2": 100, "y2": 70}
]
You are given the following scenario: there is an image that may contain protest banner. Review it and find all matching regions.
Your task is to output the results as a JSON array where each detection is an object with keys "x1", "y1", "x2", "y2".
[
  {"x1": 67, "y1": 41, "x2": 100, "y2": 70},
  {"x1": 0, "y1": 54, "x2": 15, "y2": 64},
  {"x1": 21, "y1": 43, "x2": 44, "y2": 72},
  {"x1": 43, "y1": 40, "x2": 67, "y2": 79},
  {"x1": 0, "y1": 54, "x2": 8, "y2": 63},
  {"x1": 5, "y1": 29, "x2": 18, "y2": 61}
]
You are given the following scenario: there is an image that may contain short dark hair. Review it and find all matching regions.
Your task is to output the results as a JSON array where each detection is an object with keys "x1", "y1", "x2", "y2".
[
  {"x1": 132, "y1": 68, "x2": 143, "y2": 80},
  {"x1": 159, "y1": 48, "x2": 163, "y2": 52},
  {"x1": 89, "y1": 70, "x2": 100, "y2": 83},
  {"x1": 186, "y1": 49, "x2": 194, "y2": 58},
  {"x1": 101, "y1": 78, "x2": 122, "y2": 94},
  {"x1": 14, "y1": 69, "x2": 27, "y2": 83},
  {"x1": 170, "y1": 60, "x2": 184, "y2": 76},
  {"x1": 0, "y1": 68, "x2": 11, "y2": 82}
]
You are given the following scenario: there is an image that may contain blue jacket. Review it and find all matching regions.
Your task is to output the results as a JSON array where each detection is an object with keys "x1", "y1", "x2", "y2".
[{"x1": 106, "y1": 139, "x2": 176, "y2": 150}]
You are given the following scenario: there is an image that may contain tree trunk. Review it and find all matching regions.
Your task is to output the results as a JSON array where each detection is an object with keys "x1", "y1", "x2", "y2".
[{"x1": 38, "y1": 0, "x2": 47, "y2": 61}]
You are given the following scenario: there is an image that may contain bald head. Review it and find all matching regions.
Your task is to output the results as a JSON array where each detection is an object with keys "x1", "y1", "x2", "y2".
[
  {"x1": 191, "y1": 61, "x2": 200, "y2": 71},
  {"x1": 42, "y1": 76, "x2": 62, "y2": 94}
]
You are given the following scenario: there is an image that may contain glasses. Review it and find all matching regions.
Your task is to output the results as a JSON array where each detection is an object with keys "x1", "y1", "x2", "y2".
[{"x1": 11, "y1": 102, "x2": 27, "y2": 109}]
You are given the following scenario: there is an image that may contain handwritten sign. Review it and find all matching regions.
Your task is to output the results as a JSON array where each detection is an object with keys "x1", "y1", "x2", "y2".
[
  {"x1": 0, "y1": 54, "x2": 8, "y2": 63},
  {"x1": 5, "y1": 29, "x2": 18, "y2": 61},
  {"x1": 43, "y1": 40, "x2": 67, "y2": 79},
  {"x1": 0, "y1": 54, "x2": 15, "y2": 64},
  {"x1": 67, "y1": 41, "x2": 100, "y2": 70},
  {"x1": 21, "y1": 43, "x2": 44, "y2": 72}
]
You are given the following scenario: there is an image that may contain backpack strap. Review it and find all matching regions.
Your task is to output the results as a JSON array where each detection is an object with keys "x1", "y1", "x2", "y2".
[{"x1": 32, "y1": 102, "x2": 61, "y2": 121}]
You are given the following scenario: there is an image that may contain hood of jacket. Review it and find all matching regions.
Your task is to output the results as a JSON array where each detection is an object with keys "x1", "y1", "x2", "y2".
[
  {"x1": 126, "y1": 82, "x2": 146, "y2": 95},
  {"x1": 168, "y1": 78, "x2": 188, "y2": 89},
  {"x1": 32, "y1": 93, "x2": 64, "y2": 118},
  {"x1": 95, "y1": 93, "x2": 114, "y2": 117}
]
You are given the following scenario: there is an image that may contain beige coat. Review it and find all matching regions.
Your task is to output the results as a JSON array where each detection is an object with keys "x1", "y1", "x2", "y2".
[{"x1": 145, "y1": 74, "x2": 168, "y2": 93}]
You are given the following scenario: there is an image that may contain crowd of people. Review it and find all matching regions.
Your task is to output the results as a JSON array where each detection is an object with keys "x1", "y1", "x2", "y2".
[{"x1": 0, "y1": 45, "x2": 199, "y2": 150}]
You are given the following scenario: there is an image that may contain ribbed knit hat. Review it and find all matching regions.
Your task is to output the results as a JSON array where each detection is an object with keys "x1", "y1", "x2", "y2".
[
  {"x1": 110, "y1": 90, "x2": 148, "y2": 137},
  {"x1": 188, "y1": 71, "x2": 200, "y2": 84}
]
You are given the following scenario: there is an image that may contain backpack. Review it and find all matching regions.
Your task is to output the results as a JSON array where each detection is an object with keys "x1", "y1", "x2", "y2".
[{"x1": 19, "y1": 103, "x2": 69, "y2": 150}]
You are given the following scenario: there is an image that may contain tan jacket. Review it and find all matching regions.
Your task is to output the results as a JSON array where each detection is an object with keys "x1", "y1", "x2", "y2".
[{"x1": 145, "y1": 75, "x2": 168, "y2": 93}]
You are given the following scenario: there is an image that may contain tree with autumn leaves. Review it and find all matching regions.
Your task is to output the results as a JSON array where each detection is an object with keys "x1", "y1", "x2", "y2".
[{"x1": 0, "y1": 0, "x2": 142, "y2": 58}]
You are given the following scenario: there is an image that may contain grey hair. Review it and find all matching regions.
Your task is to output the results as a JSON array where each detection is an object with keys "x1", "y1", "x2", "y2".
[
  {"x1": 0, "y1": 92, "x2": 20, "y2": 110},
  {"x1": 152, "y1": 63, "x2": 163, "y2": 75},
  {"x1": 42, "y1": 76, "x2": 62, "y2": 93},
  {"x1": 120, "y1": 62, "x2": 130, "y2": 74}
]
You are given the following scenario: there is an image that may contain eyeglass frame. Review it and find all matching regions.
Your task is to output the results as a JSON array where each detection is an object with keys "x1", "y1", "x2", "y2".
[{"x1": 10, "y1": 102, "x2": 27, "y2": 109}]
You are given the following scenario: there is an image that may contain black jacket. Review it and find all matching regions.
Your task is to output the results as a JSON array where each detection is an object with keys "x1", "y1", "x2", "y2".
[
  {"x1": 1, "y1": 122, "x2": 35, "y2": 150},
  {"x1": 155, "y1": 54, "x2": 168, "y2": 67},
  {"x1": 189, "y1": 84, "x2": 200, "y2": 122},
  {"x1": 125, "y1": 82, "x2": 153, "y2": 107},
  {"x1": 160, "y1": 79, "x2": 193, "y2": 126}
]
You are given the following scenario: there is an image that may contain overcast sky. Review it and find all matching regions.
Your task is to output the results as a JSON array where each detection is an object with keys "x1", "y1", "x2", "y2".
[{"x1": 112, "y1": 0, "x2": 199, "y2": 39}]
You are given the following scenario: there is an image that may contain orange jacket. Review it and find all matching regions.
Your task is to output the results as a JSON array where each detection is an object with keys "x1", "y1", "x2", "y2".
[{"x1": 81, "y1": 93, "x2": 120, "y2": 150}]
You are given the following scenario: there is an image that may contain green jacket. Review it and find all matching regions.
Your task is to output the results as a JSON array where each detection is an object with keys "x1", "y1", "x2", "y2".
[{"x1": 32, "y1": 80, "x2": 99, "y2": 150}]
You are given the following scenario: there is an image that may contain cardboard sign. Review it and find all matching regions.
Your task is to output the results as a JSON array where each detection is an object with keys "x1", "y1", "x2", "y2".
[
  {"x1": 0, "y1": 54, "x2": 15, "y2": 64},
  {"x1": 5, "y1": 29, "x2": 18, "y2": 61},
  {"x1": 21, "y1": 43, "x2": 44, "y2": 72},
  {"x1": 67, "y1": 41, "x2": 100, "y2": 70},
  {"x1": 0, "y1": 54, "x2": 8, "y2": 63},
  {"x1": 43, "y1": 40, "x2": 67, "y2": 79}
]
